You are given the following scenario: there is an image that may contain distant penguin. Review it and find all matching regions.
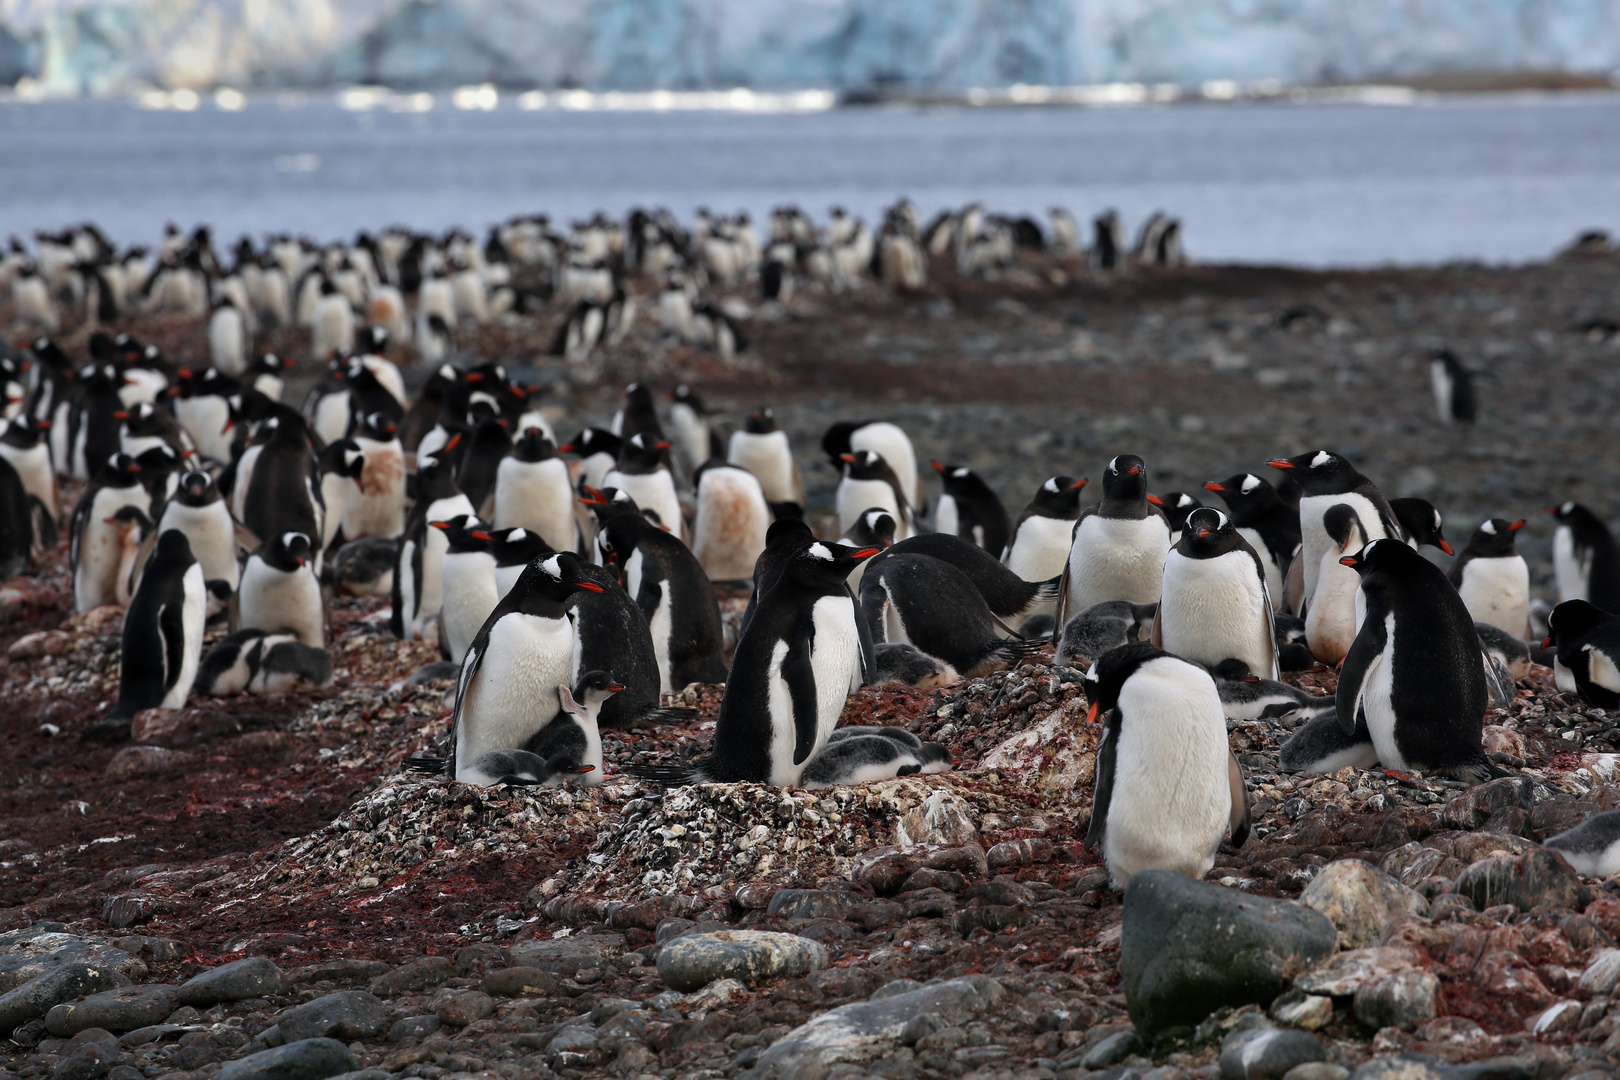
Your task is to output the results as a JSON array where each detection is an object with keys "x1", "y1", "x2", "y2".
[
  {"x1": 839, "y1": 507, "x2": 896, "y2": 592},
  {"x1": 836, "y1": 449, "x2": 913, "y2": 540},
  {"x1": 1390, "y1": 497, "x2": 1454, "y2": 555},
  {"x1": 1306, "y1": 503, "x2": 1371, "y2": 666},
  {"x1": 870, "y1": 642, "x2": 959, "y2": 689},
  {"x1": 209, "y1": 297, "x2": 248, "y2": 377},
  {"x1": 70, "y1": 453, "x2": 148, "y2": 612},
  {"x1": 1054, "y1": 454, "x2": 1171, "y2": 628},
  {"x1": 691, "y1": 460, "x2": 769, "y2": 582},
  {"x1": 0, "y1": 414, "x2": 59, "y2": 540},
  {"x1": 1429, "y1": 346, "x2": 1478, "y2": 424},
  {"x1": 311, "y1": 279, "x2": 355, "y2": 360},
  {"x1": 1544, "y1": 812, "x2": 1620, "y2": 878},
  {"x1": 1056, "y1": 600, "x2": 1157, "y2": 666},
  {"x1": 392, "y1": 454, "x2": 475, "y2": 641},
  {"x1": 1203, "y1": 473, "x2": 1299, "y2": 605},
  {"x1": 494, "y1": 428, "x2": 578, "y2": 552},
  {"x1": 1336, "y1": 539, "x2": 1499, "y2": 782},
  {"x1": 931, "y1": 461, "x2": 1010, "y2": 556},
  {"x1": 604, "y1": 433, "x2": 684, "y2": 543},
  {"x1": 157, "y1": 469, "x2": 238, "y2": 616},
  {"x1": 631, "y1": 541, "x2": 878, "y2": 787},
  {"x1": 1269, "y1": 451, "x2": 1400, "y2": 614},
  {"x1": 1543, "y1": 600, "x2": 1620, "y2": 708},
  {"x1": 823, "y1": 420, "x2": 920, "y2": 511},
  {"x1": 109, "y1": 530, "x2": 206, "y2": 721},
  {"x1": 668, "y1": 384, "x2": 721, "y2": 479},
  {"x1": 172, "y1": 367, "x2": 238, "y2": 465},
  {"x1": 343, "y1": 411, "x2": 406, "y2": 541},
  {"x1": 1450, "y1": 518, "x2": 1529, "y2": 637},
  {"x1": 1157, "y1": 507, "x2": 1277, "y2": 678},
  {"x1": 237, "y1": 531, "x2": 324, "y2": 647},
  {"x1": 799, "y1": 733, "x2": 952, "y2": 788},
  {"x1": 727, "y1": 408, "x2": 805, "y2": 518},
  {"x1": 611, "y1": 382, "x2": 663, "y2": 440},
  {"x1": 1091, "y1": 211, "x2": 1123, "y2": 271},
  {"x1": 598, "y1": 511, "x2": 728, "y2": 692},
  {"x1": 449, "y1": 552, "x2": 598, "y2": 782},
  {"x1": 1550, "y1": 502, "x2": 1620, "y2": 610},
  {"x1": 67, "y1": 363, "x2": 126, "y2": 481},
  {"x1": 859, "y1": 554, "x2": 1043, "y2": 677},
  {"x1": 196, "y1": 628, "x2": 332, "y2": 696},
  {"x1": 1085, "y1": 643, "x2": 1250, "y2": 889},
  {"x1": 520, "y1": 670, "x2": 623, "y2": 788},
  {"x1": 434, "y1": 515, "x2": 499, "y2": 665}
]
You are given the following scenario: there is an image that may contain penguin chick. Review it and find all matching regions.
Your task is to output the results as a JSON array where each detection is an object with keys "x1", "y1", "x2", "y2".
[
  {"x1": 197, "y1": 628, "x2": 333, "y2": 695},
  {"x1": 1544, "y1": 811, "x2": 1620, "y2": 878},
  {"x1": 521, "y1": 669, "x2": 624, "y2": 788},
  {"x1": 1210, "y1": 659, "x2": 1331, "y2": 726},
  {"x1": 799, "y1": 734, "x2": 952, "y2": 789},
  {"x1": 1056, "y1": 600, "x2": 1157, "y2": 667},
  {"x1": 871, "y1": 642, "x2": 960, "y2": 690}
]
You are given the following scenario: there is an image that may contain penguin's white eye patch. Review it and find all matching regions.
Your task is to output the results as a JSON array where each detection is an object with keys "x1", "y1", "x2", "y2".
[
  {"x1": 540, "y1": 554, "x2": 564, "y2": 579},
  {"x1": 1043, "y1": 479, "x2": 1059, "y2": 493},
  {"x1": 807, "y1": 543, "x2": 833, "y2": 561},
  {"x1": 1240, "y1": 475, "x2": 1261, "y2": 494},
  {"x1": 1084, "y1": 661, "x2": 1098, "y2": 682},
  {"x1": 1562, "y1": 501, "x2": 1575, "y2": 514},
  {"x1": 1481, "y1": 520, "x2": 1497, "y2": 535},
  {"x1": 1310, "y1": 451, "x2": 1332, "y2": 469},
  {"x1": 1106, "y1": 456, "x2": 1120, "y2": 473},
  {"x1": 953, "y1": 468, "x2": 969, "y2": 478},
  {"x1": 510, "y1": 528, "x2": 527, "y2": 541}
]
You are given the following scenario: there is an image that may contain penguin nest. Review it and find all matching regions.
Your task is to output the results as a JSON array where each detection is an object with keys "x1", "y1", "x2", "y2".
[
  {"x1": 913, "y1": 660, "x2": 1093, "y2": 773},
  {"x1": 543, "y1": 773, "x2": 1055, "y2": 902}
]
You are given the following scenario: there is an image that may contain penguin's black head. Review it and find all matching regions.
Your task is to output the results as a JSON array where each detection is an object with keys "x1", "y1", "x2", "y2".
[
  {"x1": 1323, "y1": 503, "x2": 1366, "y2": 550},
  {"x1": 252, "y1": 353, "x2": 289, "y2": 375},
  {"x1": 931, "y1": 462, "x2": 985, "y2": 496},
  {"x1": 273, "y1": 531, "x2": 314, "y2": 568},
  {"x1": 359, "y1": 325, "x2": 388, "y2": 354},
  {"x1": 746, "y1": 408, "x2": 778, "y2": 434},
  {"x1": 854, "y1": 508, "x2": 897, "y2": 547},
  {"x1": 102, "y1": 452, "x2": 141, "y2": 483},
  {"x1": 620, "y1": 432, "x2": 670, "y2": 469},
  {"x1": 1390, "y1": 497, "x2": 1453, "y2": 556},
  {"x1": 573, "y1": 669, "x2": 626, "y2": 705},
  {"x1": 134, "y1": 444, "x2": 182, "y2": 476},
  {"x1": 558, "y1": 427, "x2": 620, "y2": 460},
  {"x1": 356, "y1": 411, "x2": 398, "y2": 441},
  {"x1": 671, "y1": 384, "x2": 705, "y2": 412},
  {"x1": 789, "y1": 540, "x2": 880, "y2": 585},
  {"x1": 1212, "y1": 658, "x2": 1259, "y2": 683},
  {"x1": 522, "y1": 551, "x2": 604, "y2": 602},
  {"x1": 1544, "y1": 600, "x2": 1613, "y2": 651},
  {"x1": 1101, "y1": 454, "x2": 1149, "y2": 502},
  {"x1": 765, "y1": 517, "x2": 814, "y2": 551},
  {"x1": 822, "y1": 420, "x2": 860, "y2": 463},
  {"x1": 1160, "y1": 492, "x2": 1206, "y2": 533},
  {"x1": 1030, "y1": 476, "x2": 1086, "y2": 516},
  {"x1": 1338, "y1": 537, "x2": 1428, "y2": 578},
  {"x1": 1549, "y1": 501, "x2": 1604, "y2": 532},
  {"x1": 623, "y1": 382, "x2": 654, "y2": 407},
  {"x1": 432, "y1": 514, "x2": 489, "y2": 549},
  {"x1": 1203, "y1": 473, "x2": 1278, "y2": 518},
  {"x1": 1267, "y1": 450, "x2": 1362, "y2": 495},
  {"x1": 1180, "y1": 507, "x2": 1238, "y2": 557},
  {"x1": 514, "y1": 427, "x2": 557, "y2": 460},
  {"x1": 154, "y1": 528, "x2": 194, "y2": 564},
  {"x1": 1464, "y1": 517, "x2": 1525, "y2": 558},
  {"x1": 179, "y1": 470, "x2": 214, "y2": 502},
  {"x1": 1083, "y1": 642, "x2": 1174, "y2": 724},
  {"x1": 839, "y1": 449, "x2": 890, "y2": 481}
]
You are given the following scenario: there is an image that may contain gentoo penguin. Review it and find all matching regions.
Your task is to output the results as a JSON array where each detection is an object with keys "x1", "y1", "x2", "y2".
[
  {"x1": 494, "y1": 428, "x2": 577, "y2": 552},
  {"x1": 823, "y1": 420, "x2": 921, "y2": 511},
  {"x1": 871, "y1": 642, "x2": 959, "y2": 689},
  {"x1": 799, "y1": 733, "x2": 952, "y2": 788},
  {"x1": 727, "y1": 408, "x2": 805, "y2": 518},
  {"x1": 1336, "y1": 539, "x2": 1498, "y2": 782},
  {"x1": 598, "y1": 511, "x2": 728, "y2": 691},
  {"x1": 736, "y1": 518, "x2": 876, "y2": 685},
  {"x1": 108, "y1": 530, "x2": 207, "y2": 722},
  {"x1": 520, "y1": 670, "x2": 622, "y2": 787},
  {"x1": 245, "y1": 352, "x2": 290, "y2": 403},
  {"x1": 839, "y1": 507, "x2": 896, "y2": 592},
  {"x1": 558, "y1": 427, "x2": 622, "y2": 494},
  {"x1": 1211, "y1": 659, "x2": 1331, "y2": 725},
  {"x1": 1056, "y1": 600, "x2": 1157, "y2": 666},
  {"x1": 836, "y1": 450, "x2": 913, "y2": 540},
  {"x1": 1085, "y1": 643, "x2": 1250, "y2": 890},
  {"x1": 208, "y1": 297, "x2": 248, "y2": 376},
  {"x1": 0, "y1": 415, "x2": 59, "y2": 544},
  {"x1": 1429, "y1": 346, "x2": 1477, "y2": 425},
  {"x1": 455, "y1": 415, "x2": 512, "y2": 517},
  {"x1": 611, "y1": 382, "x2": 663, "y2": 440},
  {"x1": 1450, "y1": 518, "x2": 1529, "y2": 637},
  {"x1": 604, "y1": 433, "x2": 684, "y2": 543},
  {"x1": 171, "y1": 367, "x2": 238, "y2": 465},
  {"x1": 931, "y1": 461, "x2": 1010, "y2": 556},
  {"x1": 449, "y1": 552, "x2": 599, "y2": 782},
  {"x1": 233, "y1": 412, "x2": 324, "y2": 555},
  {"x1": 197, "y1": 628, "x2": 332, "y2": 695},
  {"x1": 859, "y1": 554, "x2": 1043, "y2": 677},
  {"x1": 392, "y1": 454, "x2": 475, "y2": 641},
  {"x1": 1156, "y1": 507, "x2": 1277, "y2": 679},
  {"x1": 156, "y1": 469, "x2": 238, "y2": 616},
  {"x1": 310, "y1": 279, "x2": 355, "y2": 360},
  {"x1": 690, "y1": 460, "x2": 769, "y2": 582},
  {"x1": 67, "y1": 363, "x2": 126, "y2": 481},
  {"x1": 632, "y1": 541, "x2": 879, "y2": 787},
  {"x1": 236, "y1": 531, "x2": 324, "y2": 647},
  {"x1": 485, "y1": 526, "x2": 554, "y2": 599},
  {"x1": 870, "y1": 533, "x2": 1060, "y2": 628},
  {"x1": 316, "y1": 438, "x2": 365, "y2": 552},
  {"x1": 343, "y1": 412, "x2": 406, "y2": 541},
  {"x1": 1550, "y1": 502, "x2": 1620, "y2": 610},
  {"x1": 332, "y1": 536, "x2": 397, "y2": 597},
  {"x1": 1053, "y1": 454, "x2": 1171, "y2": 630},
  {"x1": 434, "y1": 515, "x2": 498, "y2": 665},
  {"x1": 1391, "y1": 498, "x2": 1454, "y2": 555},
  {"x1": 0, "y1": 458, "x2": 36, "y2": 576},
  {"x1": 1003, "y1": 475, "x2": 1086, "y2": 629},
  {"x1": 1279, "y1": 709, "x2": 1379, "y2": 775},
  {"x1": 566, "y1": 559, "x2": 695, "y2": 730},
  {"x1": 1306, "y1": 504, "x2": 1371, "y2": 665},
  {"x1": 1476, "y1": 622, "x2": 1530, "y2": 682},
  {"x1": 668, "y1": 384, "x2": 721, "y2": 479},
  {"x1": 70, "y1": 453, "x2": 148, "y2": 612},
  {"x1": 1203, "y1": 474, "x2": 1299, "y2": 605},
  {"x1": 134, "y1": 444, "x2": 186, "y2": 517},
  {"x1": 1544, "y1": 812, "x2": 1620, "y2": 878},
  {"x1": 1273, "y1": 612, "x2": 1317, "y2": 671},
  {"x1": 1268, "y1": 451, "x2": 1399, "y2": 613},
  {"x1": 1543, "y1": 601, "x2": 1620, "y2": 708},
  {"x1": 118, "y1": 402, "x2": 190, "y2": 461}
]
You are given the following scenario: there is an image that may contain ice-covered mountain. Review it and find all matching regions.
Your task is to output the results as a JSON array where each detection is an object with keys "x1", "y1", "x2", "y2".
[{"x1": 5, "y1": 0, "x2": 1620, "y2": 96}]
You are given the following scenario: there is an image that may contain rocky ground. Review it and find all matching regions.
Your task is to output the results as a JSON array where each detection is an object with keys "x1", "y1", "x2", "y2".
[{"x1": 2, "y1": 240, "x2": 1620, "y2": 1080}]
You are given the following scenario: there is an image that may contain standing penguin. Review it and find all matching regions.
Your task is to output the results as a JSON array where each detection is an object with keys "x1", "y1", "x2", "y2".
[
  {"x1": 0, "y1": 414, "x2": 59, "y2": 539},
  {"x1": 1336, "y1": 539, "x2": 1499, "y2": 782},
  {"x1": 604, "y1": 433, "x2": 683, "y2": 541},
  {"x1": 343, "y1": 411, "x2": 406, "y2": 541},
  {"x1": 611, "y1": 382, "x2": 663, "y2": 440},
  {"x1": 727, "y1": 408, "x2": 805, "y2": 519},
  {"x1": 632, "y1": 541, "x2": 879, "y2": 787},
  {"x1": 566, "y1": 558, "x2": 695, "y2": 730},
  {"x1": 156, "y1": 469, "x2": 238, "y2": 616},
  {"x1": 71, "y1": 453, "x2": 148, "y2": 612},
  {"x1": 1450, "y1": 518, "x2": 1530, "y2": 637},
  {"x1": 1156, "y1": 507, "x2": 1277, "y2": 679},
  {"x1": 1429, "y1": 346, "x2": 1477, "y2": 425},
  {"x1": 823, "y1": 420, "x2": 921, "y2": 511},
  {"x1": 668, "y1": 384, "x2": 721, "y2": 480},
  {"x1": 0, "y1": 456, "x2": 37, "y2": 575},
  {"x1": 234, "y1": 412, "x2": 324, "y2": 556},
  {"x1": 392, "y1": 454, "x2": 475, "y2": 641},
  {"x1": 1306, "y1": 504, "x2": 1371, "y2": 665},
  {"x1": 494, "y1": 428, "x2": 578, "y2": 552},
  {"x1": 108, "y1": 529, "x2": 207, "y2": 722},
  {"x1": 691, "y1": 460, "x2": 770, "y2": 582},
  {"x1": 236, "y1": 531, "x2": 324, "y2": 647},
  {"x1": 1203, "y1": 473, "x2": 1299, "y2": 605},
  {"x1": 1003, "y1": 476, "x2": 1086, "y2": 599},
  {"x1": 931, "y1": 461, "x2": 1010, "y2": 556},
  {"x1": 1268, "y1": 451, "x2": 1400, "y2": 614},
  {"x1": 1543, "y1": 601, "x2": 1620, "y2": 708},
  {"x1": 1054, "y1": 454, "x2": 1171, "y2": 629},
  {"x1": 208, "y1": 297, "x2": 248, "y2": 376},
  {"x1": 836, "y1": 450, "x2": 913, "y2": 540},
  {"x1": 599, "y1": 511, "x2": 728, "y2": 691},
  {"x1": 434, "y1": 515, "x2": 499, "y2": 665},
  {"x1": 172, "y1": 367, "x2": 238, "y2": 465},
  {"x1": 1085, "y1": 643, "x2": 1250, "y2": 890},
  {"x1": 558, "y1": 427, "x2": 622, "y2": 494},
  {"x1": 316, "y1": 438, "x2": 365, "y2": 553},
  {"x1": 1550, "y1": 502, "x2": 1620, "y2": 610},
  {"x1": 1156, "y1": 492, "x2": 1206, "y2": 535}
]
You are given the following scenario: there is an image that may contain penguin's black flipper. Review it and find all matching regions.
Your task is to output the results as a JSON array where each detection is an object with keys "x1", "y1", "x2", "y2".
[
  {"x1": 781, "y1": 633, "x2": 821, "y2": 767},
  {"x1": 403, "y1": 755, "x2": 452, "y2": 776},
  {"x1": 859, "y1": 580, "x2": 889, "y2": 646},
  {"x1": 1335, "y1": 615, "x2": 1388, "y2": 736},
  {"x1": 158, "y1": 599, "x2": 185, "y2": 699},
  {"x1": 30, "y1": 496, "x2": 56, "y2": 549},
  {"x1": 625, "y1": 761, "x2": 703, "y2": 786},
  {"x1": 848, "y1": 582, "x2": 876, "y2": 686},
  {"x1": 1086, "y1": 718, "x2": 1117, "y2": 853}
]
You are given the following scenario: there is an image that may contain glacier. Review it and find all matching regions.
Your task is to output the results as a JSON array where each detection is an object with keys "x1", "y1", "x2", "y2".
[{"x1": 3, "y1": 0, "x2": 1619, "y2": 97}]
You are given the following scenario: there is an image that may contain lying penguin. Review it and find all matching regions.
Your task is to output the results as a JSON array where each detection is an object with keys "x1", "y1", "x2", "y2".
[
  {"x1": 1211, "y1": 659, "x2": 1332, "y2": 726},
  {"x1": 197, "y1": 628, "x2": 333, "y2": 695},
  {"x1": 1545, "y1": 811, "x2": 1620, "y2": 878},
  {"x1": 799, "y1": 726, "x2": 953, "y2": 789},
  {"x1": 1056, "y1": 600, "x2": 1156, "y2": 666}
]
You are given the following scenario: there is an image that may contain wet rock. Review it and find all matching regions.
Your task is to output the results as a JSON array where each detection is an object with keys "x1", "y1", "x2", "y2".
[
  {"x1": 44, "y1": 985, "x2": 179, "y2": 1036},
  {"x1": 952, "y1": 903, "x2": 1030, "y2": 936},
  {"x1": 0, "y1": 962, "x2": 133, "y2": 1037},
  {"x1": 10, "y1": 630, "x2": 73, "y2": 659},
  {"x1": 1455, "y1": 847, "x2": 1590, "y2": 913},
  {"x1": 751, "y1": 975, "x2": 1002, "y2": 1079},
  {"x1": 1084, "y1": 1030, "x2": 1141, "y2": 1068},
  {"x1": 274, "y1": 991, "x2": 386, "y2": 1041},
  {"x1": 920, "y1": 842, "x2": 989, "y2": 877},
  {"x1": 1442, "y1": 778, "x2": 1533, "y2": 830},
  {"x1": 850, "y1": 847, "x2": 923, "y2": 895},
  {"x1": 1529, "y1": 1000, "x2": 1580, "y2": 1034},
  {"x1": 683, "y1": 977, "x2": 747, "y2": 1011},
  {"x1": 1286, "y1": 1066, "x2": 1350, "y2": 1080},
  {"x1": 1300, "y1": 860, "x2": 1427, "y2": 948},
  {"x1": 480, "y1": 966, "x2": 560, "y2": 997},
  {"x1": 1219, "y1": 1027, "x2": 1328, "y2": 1080},
  {"x1": 656, "y1": 930, "x2": 828, "y2": 992},
  {"x1": 986, "y1": 838, "x2": 1056, "y2": 869},
  {"x1": 215, "y1": 1037, "x2": 356, "y2": 1080},
  {"x1": 895, "y1": 789, "x2": 979, "y2": 848},
  {"x1": 1121, "y1": 870, "x2": 1336, "y2": 1035},
  {"x1": 507, "y1": 934, "x2": 623, "y2": 975},
  {"x1": 902, "y1": 867, "x2": 968, "y2": 893},
  {"x1": 1353, "y1": 969, "x2": 1438, "y2": 1031},
  {"x1": 177, "y1": 956, "x2": 287, "y2": 1005},
  {"x1": 367, "y1": 956, "x2": 453, "y2": 996},
  {"x1": 433, "y1": 988, "x2": 493, "y2": 1026},
  {"x1": 386, "y1": 1014, "x2": 440, "y2": 1042},
  {"x1": 1295, "y1": 947, "x2": 1421, "y2": 997},
  {"x1": 1270, "y1": 991, "x2": 1334, "y2": 1030},
  {"x1": 766, "y1": 889, "x2": 855, "y2": 921},
  {"x1": 50, "y1": 1041, "x2": 116, "y2": 1080},
  {"x1": 1349, "y1": 1056, "x2": 1445, "y2": 1080}
]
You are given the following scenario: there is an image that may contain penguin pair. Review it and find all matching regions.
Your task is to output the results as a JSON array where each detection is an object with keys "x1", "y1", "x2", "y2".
[
  {"x1": 197, "y1": 628, "x2": 333, "y2": 695},
  {"x1": 393, "y1": 453, "x2": 475, "y2": 642},
  {"x1": 1268, "y1": 450, "x2": 1400, "y2": 619},
  {"x1": 597, "y1": 510, "x2": 728, "y2": 693},
  {"x1": 799, "y1": 726, "x2": 952, "y2": 788}
]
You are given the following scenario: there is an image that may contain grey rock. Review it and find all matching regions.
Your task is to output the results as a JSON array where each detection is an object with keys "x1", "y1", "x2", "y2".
[
  {"x1": 215, "y1": 1037, "x2": 356, "y2": 1080},
  {"x1": 1286, "y1": 1066, "x2": 1350, "y2": 1080},
  {"x1": 1353, "y1": 970, "x2": 1439, "y2": 1032},
  {"x1": 0, "y1": 935, "x2": 142, "y2": 994},
  {"x1": 386, "y1": 1014, "x2": 441, "y2": 1042},
  {"x1": 1120, "y1": 871, "x2": 1336, "y2": 1035},
  {"x1": 177, "y1": 956, "x2": 286, "y2": 1006},
  {"x1": 45, "y1": 985, "x2": 179, "y2": 1036},
  {"x1": 480, "y1": 966, "x2": 558, "y2": 997},
  {"x1": 546, "y1": 1026, "x2": 598, "y2": 1055},
  {"x1": 656, "y1": 930, "x2": 829, "y2": 993},
  {"x1": 326, "y1": 1072, "x2": 391, "y2": 1080},
  {"x1": 51, "y1": 1042, "x2": 117, "y2": 1080},
  {"x1": 1455, "y1": 848, "x2": 1590, "y2": 913},
  {"x1": 433, "y1": 988, "x2": 493, "y2": 1026},
  {"x1": 0, "y1": 962, "x2": 133, "y2": 1037},
  {"x1": 1295, "y1": 947, "x2": 1420, "y2": 997},
  {"x1": 766, "y1": 889, "x2": 856, "y2": 921},
  {"x1": 367, "y1": 956, "x2": 453, "y2": 996},
  {"x1": 871, "y1": 978, "x2": 924, "y2": 1001},
  {"x1": 1084, "y1": 1030, "x2": 1141, "y2": 1068},
  {"x1": 1219, "y1": 1028, "x2": 1327, "y2": 1080},
  {"x1": 274, "y1": 991, "x2": 386, "y2": 1042},
  {"x1": 105, "y1": 1067, "x2": 143, "y2": 1080},
  {"x1": 751, "y1": 975, "x2": 1002, "y2": 1080},
  {"x1": 1299, "y1": 860, "x2": 1426, "y2": 949},
  {"x1": 646, "y1": 989, "x2": 684, "y2": 1010},
  {"x1": 506, "y1": 934, "x2": 623, "y2": 976},
  {"x1": 1349, "y1": 1056, "x2": 1445, "y2": 1080}
]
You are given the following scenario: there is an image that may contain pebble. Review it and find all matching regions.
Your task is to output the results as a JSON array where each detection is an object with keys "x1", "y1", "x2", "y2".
[
  {"x1": 273, "y1": 990, "x2": 387, "y2": 1042},
  {"x1": 215, "y1": 1037, "x2": 357, "y2": 1080},
  {"x1": 1219, "y1": 1028, "x2": 1328, "y2": 1080},
  {"x1": 50, "y1": 1041, "x2": 117, "y2": 1080},
  {"x1": 44, "y1": 984, "x2": 178, "y2": 1036},
  {"x1": 1299, "y1": 860, "x2": 1426, "y2": 949},
  {"x1": 765, "y1": 889, "x2": 856, "y2": 920},
  {"x1": 104, "y1": 746, "x2": 191, "y2": 781},
  {"x1": 1353, "y1": 970, "x2": 1439, "y2": 1032},
  {"x1": 1285, "y1": 1066, "x2": 1350, "y2": 1080},
  {"x1": 1083, "y1": 1030, "x2": 1141, "y2": 1068},
  {"x1": 1269, "y1": 991, "x2": 1334, "y2": 1031},
  {"x1": 506, "y1": 935, "x2": 623, "y2": 975},
  {"x1": 177, "y1": 956, "x2": 287, "y2": 1006},
  {"x1": 656, "y1": 930, "x2": 829, "y2": 992},
  {"x1": 386, "y1": 1014, "x2": 441, "y2": 1042},
  {"x1": 0, "y1": 962, "x2": 133, "y2": 1036},
  {"x1": 480, "y1": 966, "x2": 560, "y2": 997}
]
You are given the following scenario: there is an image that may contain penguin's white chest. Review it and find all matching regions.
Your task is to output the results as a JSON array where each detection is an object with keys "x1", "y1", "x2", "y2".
[
  {"x1": 158, "y1": 500, "x2": 239, "y2": 590},
  {"x1": 230, "y1": 444, "x2": 265, "y2": 521},
  {"x1": 440, "y1": 550, "x2": 499, "y2": 665},
  {"x1": 767, "y1": 594, "x2": 863, "y2": 788},
  {"x1": 1554, "y1": 527, "x2": 1592, "y2": 605},
  {"x1": 344, "y1": 439, "x2": 406, "y2": 539},
  {"x1": 494, "y1": 458, "x2": 576, "y2": 551},
  {"x1": 1159, "y1": 550, "x2": 1273, "y2": 677},
  {"x1": 1359, "y1": 614, "x2": 1404, "y2": 770},
  {"x1": 1307, "y1": 546, "x2": 1363, "y2": 665},
  {"x1": 163, "y1": 564, "x2": 208, "y2": 708},
  {"x1": 1235, "y1": 526, "x2": 1285, "y2": 599},
  {"x1": 836, "y1": 477, "x2": 903, "y2": 538},
  {"x1": 1456, "y1": 555, "x2": 1529, "y2": 638},
  {"x1": 727, "y1": 431, "x2": 794, "y2": 505},
  {"x1": 455, "y1": 612, "x2": 579, "y2": 774},
  {"x1": 1065, "y1": 515, "x2": 1169, "y2": 609},
  {"x1": 238, "y1": 558, "x2": 323, "y2": 647},
  {"x1": 1006, "y1": 515, "x2": 1074, "y2": 582},
  {"x1": 626, "y1": 550, "x2": 673, "y2": 695}
]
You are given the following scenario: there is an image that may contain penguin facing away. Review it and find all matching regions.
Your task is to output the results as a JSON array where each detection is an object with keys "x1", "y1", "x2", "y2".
[
  {"x1": 598, "y1": 510, "x2": 729, "y2": 692},
  {"x1": 110, "y1": 529, "x2": 207, "y2": 722},
  {"x1": 691, "y1": 460, "x2": 770, "y2": 583},
  {"x1": 1550, "y1": 502, "x2": 1620, "y2": 611},
  {"x1": 1085, "y1": 643, "x2": 1250, "y2": 890},
  {"x1": 1156, "y1": 507, "x2": 1278, "y2": 679},
  {"x1": 1053, "y1": 454, "x2": 1171, "y2": 629},
  {"x1": 869, "y1": 532, "x2": 1061, "y2": 628},
  {"x1": 1449, "y1": 518, "x2": 1529, "y2": 638},
  {"x1": 0, "y1": 457, "x2": 37, "y2": 576}
]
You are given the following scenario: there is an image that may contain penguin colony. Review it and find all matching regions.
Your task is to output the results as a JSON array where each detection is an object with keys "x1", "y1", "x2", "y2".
[{"x1": 0, "y1": 208, "x2": 1609, "y2": 893}]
